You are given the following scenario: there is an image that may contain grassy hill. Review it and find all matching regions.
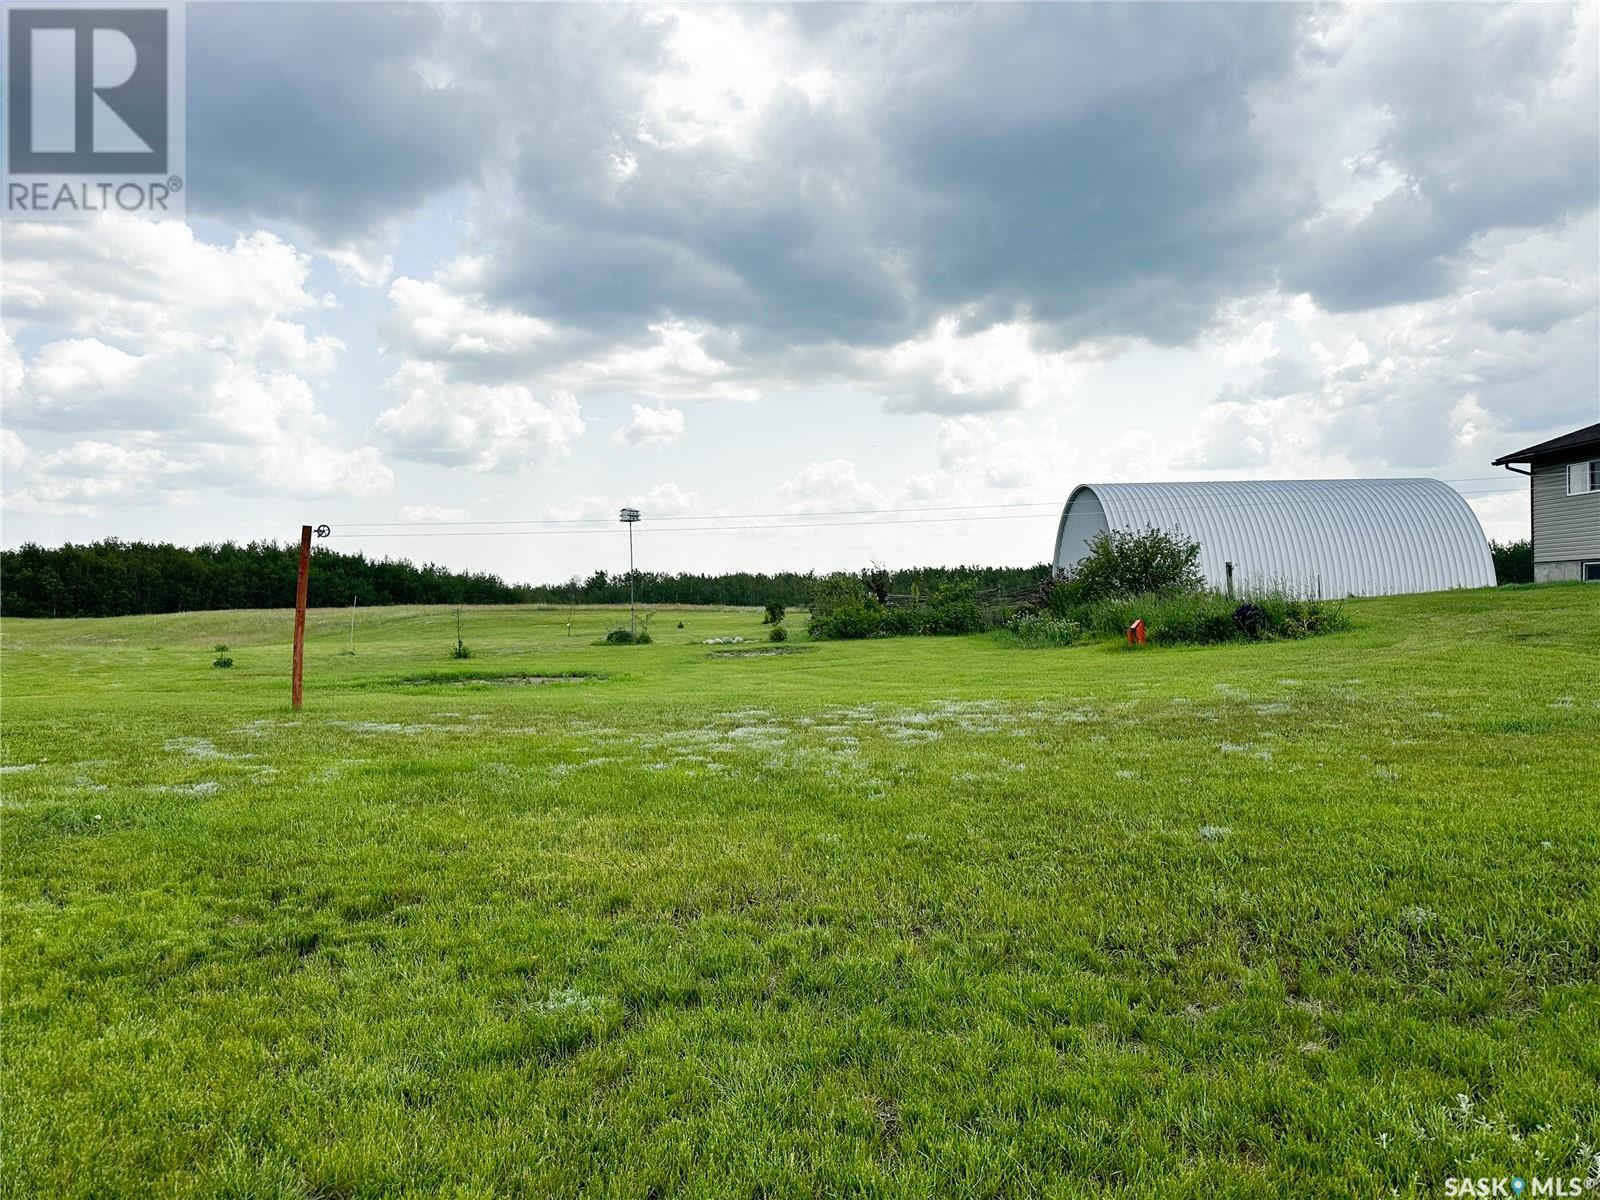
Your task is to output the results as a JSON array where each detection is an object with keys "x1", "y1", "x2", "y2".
[{"x1": 3, "y1": 586, "x2": 1597, "y2": 1197}]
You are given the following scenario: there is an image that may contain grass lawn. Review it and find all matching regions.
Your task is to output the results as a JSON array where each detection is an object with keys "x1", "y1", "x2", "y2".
[{"x1": 2, "y1": 586, "x2": 1598, "y2": 1198}]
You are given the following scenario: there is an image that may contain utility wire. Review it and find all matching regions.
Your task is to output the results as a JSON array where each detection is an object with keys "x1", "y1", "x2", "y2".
[
  {"x1": 328, "y1": 477, "x2": 1525, "y2": 533},
  {"x1": 325, "y1": 512, "x2": 1051, "y2": 538},
  {"x1": 324, "y1": 485, "x2": 1525, "y2": 540},
  {"x1": 330, "y1": 499, "x2": 1063, "y2": 529}
]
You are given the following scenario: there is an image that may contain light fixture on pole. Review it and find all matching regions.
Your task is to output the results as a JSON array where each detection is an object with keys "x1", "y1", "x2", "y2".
[{"x1": 619, "y1": 507, "x2": 641, "y2": 637}]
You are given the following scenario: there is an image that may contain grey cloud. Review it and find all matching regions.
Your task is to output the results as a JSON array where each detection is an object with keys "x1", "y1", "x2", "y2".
[
  {"x1": 175, "y1": 2, "x2": 1596, "y2": 440},
  {"x1": 464, "y1": 4, "x2": 1314, "y2": 349},
  {"x1": 1281, "y1": 4, "x2": 1597, "y2": 311},
  {"x1": 183, "y1": 4, "x2": 1595, "y2": 360},
  {"x1": 188, "y1": 3, "x2": 491, "y2": 239}
]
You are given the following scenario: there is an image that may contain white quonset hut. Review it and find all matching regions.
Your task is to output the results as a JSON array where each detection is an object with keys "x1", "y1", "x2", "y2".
[{"x1": 1053, "y1": 478, "x2": 1496, "y2": 598}]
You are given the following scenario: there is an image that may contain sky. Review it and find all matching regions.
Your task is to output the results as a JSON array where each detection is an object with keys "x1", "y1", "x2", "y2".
[{"x1": 3, "y1": 1, "x2": 1597, "y2": 586}]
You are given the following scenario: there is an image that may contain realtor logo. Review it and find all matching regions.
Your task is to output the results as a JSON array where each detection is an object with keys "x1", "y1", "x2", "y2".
[{"x1": 3, "y1": 3, "x2": 185, "y2": 218}]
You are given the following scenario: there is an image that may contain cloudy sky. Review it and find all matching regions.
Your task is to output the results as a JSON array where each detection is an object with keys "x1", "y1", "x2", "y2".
[{"x1": 3, "y1": 2, "x2": 1596, "y2": 584}]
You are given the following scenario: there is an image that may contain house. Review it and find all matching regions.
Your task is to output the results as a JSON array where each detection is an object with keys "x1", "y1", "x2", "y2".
[
  {"x1": 1491, "y1": 422, "x2": 1600, "y2": 583},
  {"x1": 1053, "y1": 478, "x2": 1495, "y2": 598}
]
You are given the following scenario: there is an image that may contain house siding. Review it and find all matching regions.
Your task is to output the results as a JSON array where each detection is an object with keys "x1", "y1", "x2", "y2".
[{"x1": 1531, "y1": 460, "x2": 1600, "y2": 564}]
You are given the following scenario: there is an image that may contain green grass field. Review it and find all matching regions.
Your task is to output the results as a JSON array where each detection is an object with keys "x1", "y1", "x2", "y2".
[{"x1": 3, "y1": 587, "x2": 1598, "y2": 1198}]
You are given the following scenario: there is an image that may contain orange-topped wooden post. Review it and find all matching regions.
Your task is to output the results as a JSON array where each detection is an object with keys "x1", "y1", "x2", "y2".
[{"x1": 292, "y1": 524, "x2": 312, "y2": 709}]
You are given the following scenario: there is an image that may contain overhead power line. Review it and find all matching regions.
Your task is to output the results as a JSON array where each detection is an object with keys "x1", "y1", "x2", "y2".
[
  {"x1": 329, "y1": 499, "x2": 1062, "y2": 529},
  {"x1": 327, "y1": 476, "x2": 1525, "y2": 534},
  {"x1": 324, "y1": 512, "x2": 1052, "y2": 539},
  {"x1": 323, "y1": 482, "x2": 1525, "y2": 540}
]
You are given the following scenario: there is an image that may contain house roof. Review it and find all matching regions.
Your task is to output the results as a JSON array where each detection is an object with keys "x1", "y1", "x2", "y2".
[{"x1": 1491, "y1": 422, "x2": 1600, "y2": 465}]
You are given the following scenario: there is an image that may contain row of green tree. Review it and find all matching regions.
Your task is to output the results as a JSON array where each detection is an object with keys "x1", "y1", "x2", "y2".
[
  {"x1": 0, "y1": 539, "x2": 1054, "y2": 618},
  {"x1": 545, "y1": 562, "x2": 1051, "y2": 608},
  {"x1": 0, "y1": 540, "x2": 525, "y2": 618}
]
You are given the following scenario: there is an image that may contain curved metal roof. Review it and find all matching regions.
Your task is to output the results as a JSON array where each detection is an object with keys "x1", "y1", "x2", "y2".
[{"x1": 1053, "y1": 478, "x2": 1496, "y2": 597}]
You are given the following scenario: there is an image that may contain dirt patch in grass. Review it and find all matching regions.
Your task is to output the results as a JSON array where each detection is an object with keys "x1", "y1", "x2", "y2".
[
  {"x1": 708, "y1": 647, "x2": 814, "y2": 659},
  {"x1": 391, "y1": 671, "x2": 600, "y2": 688}
]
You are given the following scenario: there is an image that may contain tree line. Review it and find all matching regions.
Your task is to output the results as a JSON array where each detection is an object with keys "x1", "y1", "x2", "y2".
[
  {"x1": 0, "y1": 540, "x2": 524, "y2": 618},
  {"x1": 0, "y1": 535, "x2": 1535, "y2": 619},
  {"x1": 0, "y1": 539, "x2": 1053, "y2": 618}
]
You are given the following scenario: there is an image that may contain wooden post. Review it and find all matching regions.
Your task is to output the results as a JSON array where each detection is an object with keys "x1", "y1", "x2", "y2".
[{"x1": 292, "y1": 524, "x2": 311, "y2": 710}]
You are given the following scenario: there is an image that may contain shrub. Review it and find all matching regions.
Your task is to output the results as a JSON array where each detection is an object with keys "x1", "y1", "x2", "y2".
[
  {"x1": 809, "y1": 573, "x2": 882, "y2": 639},
  {"x1": 880, "y1": 606, "x2": 923, "y2": 637},
  {"x1": 925, "y1": 578, "x2": 985, "y2": 635},
  {"x1": 763, "y1": 601, "x2": 786, "y2": 625},
  {"x1": 806, "y1": 567, "x2": 1018, "y2": 641},
  {"x1": 810, "y1": 605, "x2": 883, "y2": 640},
  {"x1": 1074, "y1": 527, "x2": 1203, "y2": 602},
  {"x1": 452, "y1": 641, "x2": 472, "y2": 659},
  {"x1": 1036, "y1": 569, "x2": 1087, "y2": 618},
  {"x1": 1491, "y1": 539, "x2": 1533, "y2": 585},
  {"x1": 1005, "y1": 613, "x2": 1081, "y2": 647},
  {"x1": 1076, "y1": 589, "x2": 1349, "y2": 645},
  {"x1": 604, "y1": 627, "x2": 651, "y2": 645},
  {"x1": 1233, "y1": 603, "x2": 1266, "y2": 639},
  {"x1": 212, "y1": 655, "x2": 233, "y2": 669},
  {"x1": 768, "y1": 624, "x2": 789, "y2": 643},
  {"x1": 859, "y1": 561, "x2": 891, "y2": 605}
]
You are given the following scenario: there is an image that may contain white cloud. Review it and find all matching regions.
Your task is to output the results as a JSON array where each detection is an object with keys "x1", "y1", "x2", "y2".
[
  {"x1": 613, "y1": 403, "x2": 685, "y2": 447},
  {"x1": 1, "y1": 217, "x2": 389, "y2": 511},
  {"x1": 934, "y1": 414, "x2": 1068, "y2": 492},
  {"x1": 546, "y1": 481, "x2": 701, "y2": 521},
  {"x1": 385, "y1": 275, "x2": 560, "y2": 366},
  {"x1": 866, "y1": 315, "x2": 1102, "y2": 415},
  {"x1": 1467, "y1": 487, "x2": 1531, "y2": 545},
  {"x1": 1, "y1": 433, "x2": 199, "y2": 515},
  {"x1": 1171, "y1": 398, "x2": 1277, "y2": 471},
  {"x1": 373, "y1": 362, "x2": 584, "y2": 473},
  {"x1": 399, "y1": 504, "x2": 471, "y2": 523},
  {"x1": 779, "y1": 460, "x2": 890, "y2": 513},
  {"x1": 323, "y1": 240, "x2": 396, "y2": 289}
]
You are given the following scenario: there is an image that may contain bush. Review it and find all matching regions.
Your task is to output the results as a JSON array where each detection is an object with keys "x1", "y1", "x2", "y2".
[
  {"x1": 603, "y1": 627, "x2": 652, "y2": 645},
  {"x1": 763, "y1": 601, "x2": 786, "y2": 625},
  {"x1": 212, "y1": 655, "x2": 233, "y2": 669},
  {"x1": 1036, "y1": 570, "x2": 1087, "y2": 619},
  {"x1": 808, "y1": 573, "x2": 883, "y2": 639},
  {"x1": 1491, "y1": 539, "x2": 1533, "y2": 585},
  {"x1": 859, "y1": 561, "x2": 891, "y2": 605},
  {"x1": 806, "y1": 567, "x2": 1013, "y2": 641},
  {"x1": 880, "y1": 606, "x2": 923, "y2": 637},
  {"x1": 1076, "y1": 589, "x2": 1349, "y2": 645},
  {"x1": 768, "y1": 624, "x2": 788, "y2": 642},
  {"x1": 1074, "y1": 527, "x2": 1203, "y2": 602},
  {"x1": 1006, "y1": 613, "x2": 1081, "y2": 647},
  {"x1": 925, "y1": 579, "x2": 986, "y2": 635},
  {"x1": 1233, "y1": 603, "x2": 1266, "y2": 639},
  {"x1": 452, "y1": 641, "x2": 472, "y2": 659},
  {"x1": 810, "y1": 605, "x2": 883, "y2": 640}
]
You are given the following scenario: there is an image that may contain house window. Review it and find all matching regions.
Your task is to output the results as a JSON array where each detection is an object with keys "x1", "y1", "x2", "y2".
[
  {"x1": 1584, "y1": 562, "x2": 1600, "y2": 583},
  {"x1": 1568, "y1": 460, "x2": 1600, "y2": 495}
]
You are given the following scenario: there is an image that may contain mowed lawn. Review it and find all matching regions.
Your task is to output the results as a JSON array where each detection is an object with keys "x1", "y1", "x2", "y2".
[{"x1": 2, "y1": 587, "x2": 1597, "y2": 1199}]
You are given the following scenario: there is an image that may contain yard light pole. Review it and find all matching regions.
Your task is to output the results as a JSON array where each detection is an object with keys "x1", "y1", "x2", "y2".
[{"x1": 620, "y1": 507, "x2": 641, "y2": 637}]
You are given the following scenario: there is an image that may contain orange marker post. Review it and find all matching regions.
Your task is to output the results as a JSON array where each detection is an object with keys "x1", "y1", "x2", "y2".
[{"x1": 292, "y1": 524, "x2": 312, "y2": 709}]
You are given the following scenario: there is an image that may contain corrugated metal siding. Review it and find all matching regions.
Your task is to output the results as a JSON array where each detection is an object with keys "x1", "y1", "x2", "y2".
[
  {"x1": 1531, "y1": 462, "x2": 1600, "y2": 562},
  {"x1": 1053, "y1": 478, "x2": 1496, "y2": 597}
]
